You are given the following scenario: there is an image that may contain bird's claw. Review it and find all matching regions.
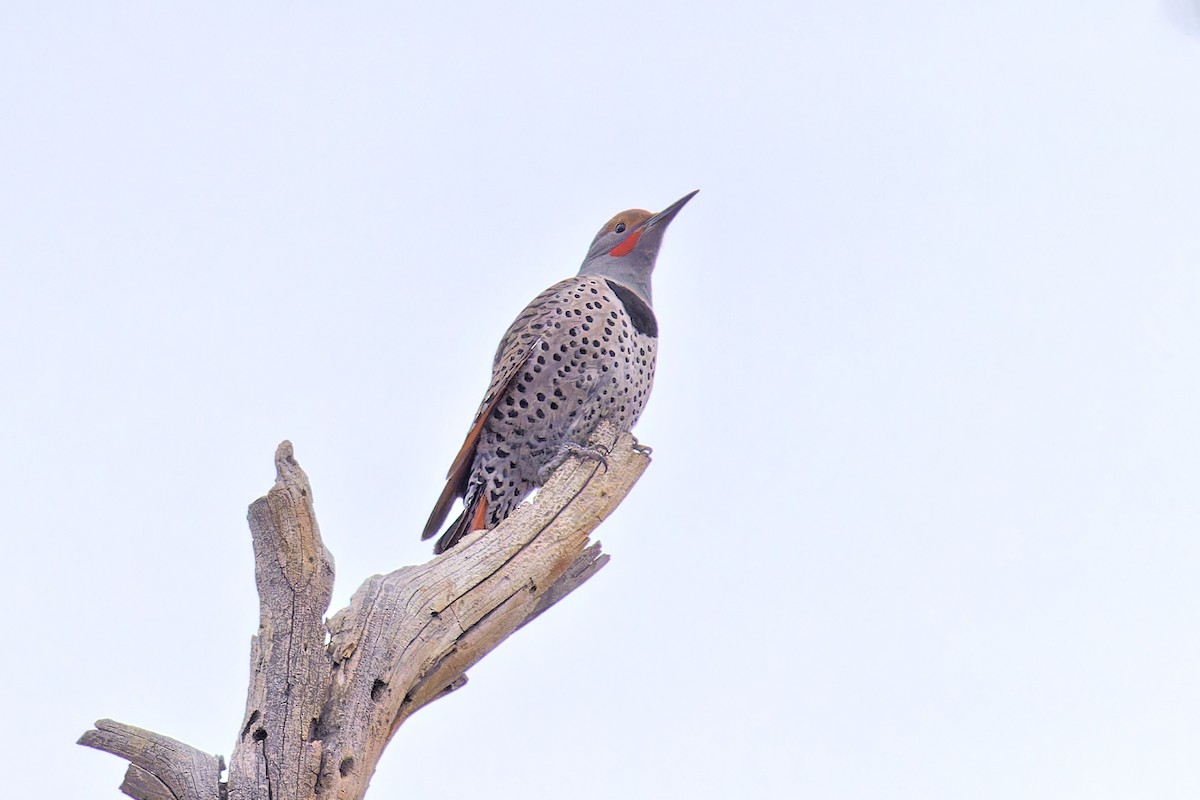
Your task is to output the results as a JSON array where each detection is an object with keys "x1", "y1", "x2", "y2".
[
  {"x1": 631, "y1": 435, "x2": 653, "y2": 456},
  {"x1": 565, "y1": 441, "x2": 610, "y2": 472},
  {"x1": 538, "y1": 441, "x2": 610, "y2": 482}
]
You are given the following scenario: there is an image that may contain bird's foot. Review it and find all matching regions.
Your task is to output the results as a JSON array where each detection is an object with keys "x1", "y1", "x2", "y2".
[
  {"x1": 538, "y1": 441, "x2": 610, "y2": 483},
  {"x1": 630, "y1": 435, "x2": 653, "y2": 456}
]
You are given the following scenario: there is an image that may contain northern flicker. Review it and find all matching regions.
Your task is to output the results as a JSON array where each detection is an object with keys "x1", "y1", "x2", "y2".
[{"x1": 422, "y1": 190, "x2": 697, "y2": 553}]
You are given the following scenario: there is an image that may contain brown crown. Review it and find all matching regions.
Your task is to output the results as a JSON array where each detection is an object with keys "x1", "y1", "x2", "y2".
[{"x1": 596, "y1": 209, "x2": 653, "y2": 239}]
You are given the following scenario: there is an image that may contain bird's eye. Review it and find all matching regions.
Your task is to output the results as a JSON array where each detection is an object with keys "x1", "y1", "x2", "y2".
[{"x1": 615, "y1": 222, "x2": 627, "y2": 233}]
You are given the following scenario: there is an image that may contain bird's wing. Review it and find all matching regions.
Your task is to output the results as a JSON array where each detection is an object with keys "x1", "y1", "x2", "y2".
[
  {"x1": 421, "y1": 279, "x2": 575, "y2": 541},
  {"x1": 420, "y1": 340, "x2": 539, "y2": 541}
]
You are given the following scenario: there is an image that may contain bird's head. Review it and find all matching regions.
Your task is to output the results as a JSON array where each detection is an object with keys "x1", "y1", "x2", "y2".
[{"x1": 577, "y1": 190, "x2": 698, "y2": 306}]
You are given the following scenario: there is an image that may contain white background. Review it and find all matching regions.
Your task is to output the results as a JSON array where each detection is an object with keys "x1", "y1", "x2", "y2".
[{"x1": 3, "y1": 2, "x2": 1199, "y2": 798}]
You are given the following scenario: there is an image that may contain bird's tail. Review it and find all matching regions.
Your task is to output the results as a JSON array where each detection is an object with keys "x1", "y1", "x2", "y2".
[{"x1": 434, "y1": 492, "x2": 490, "y2": 554}]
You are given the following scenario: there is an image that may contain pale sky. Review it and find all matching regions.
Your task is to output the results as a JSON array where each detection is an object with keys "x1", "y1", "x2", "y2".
[{"x1": 3, "y1": 3, "x2": 1200, "y2": 798}]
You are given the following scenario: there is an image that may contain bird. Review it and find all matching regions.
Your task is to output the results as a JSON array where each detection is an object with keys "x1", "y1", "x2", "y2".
[{"x1": 421, "y1": 190, "x2": 697, "y2": 554}]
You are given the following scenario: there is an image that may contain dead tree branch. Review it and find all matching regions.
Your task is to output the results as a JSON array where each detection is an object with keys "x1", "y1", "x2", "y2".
[{"x1": 80, "y1": 420, "x2": 649, "y2": 800}]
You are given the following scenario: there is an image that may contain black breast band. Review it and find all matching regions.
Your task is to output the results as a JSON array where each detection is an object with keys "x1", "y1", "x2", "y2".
[{"x1": 606, "y1": 280, "x2": 659, "y2": 337}]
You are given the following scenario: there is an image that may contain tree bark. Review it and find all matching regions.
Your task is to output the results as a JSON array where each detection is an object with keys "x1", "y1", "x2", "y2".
[{"x1": 79, "y1": 420, "x2": 649, "y2": 800}]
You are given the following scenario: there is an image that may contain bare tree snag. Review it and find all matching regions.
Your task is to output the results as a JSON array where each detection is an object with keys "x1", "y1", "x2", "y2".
[{"x1": 80, "y1": 420, "x2": 650, "y2": 800}]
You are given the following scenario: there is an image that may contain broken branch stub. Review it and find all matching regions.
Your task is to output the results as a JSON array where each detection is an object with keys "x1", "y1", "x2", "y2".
[
  {"x1": 228, "y1": 440, "x2": 335, "y2": 800},
  {"x1": 77, "y1": 719, "x2": 223, "y2": 800}
]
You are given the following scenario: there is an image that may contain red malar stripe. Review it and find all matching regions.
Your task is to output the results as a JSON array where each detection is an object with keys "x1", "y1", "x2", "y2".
[{"x1": 609, "y1": 229, "x2": 642, "y2": 257}]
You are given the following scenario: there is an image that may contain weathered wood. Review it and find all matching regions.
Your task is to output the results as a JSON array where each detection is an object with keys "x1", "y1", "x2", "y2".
[
  {"x1": 80, "y1": 420, "x2": 650, "y2": 800},
  {"x1": 315, "y1": 421, "x2": 647, "y2": 800},
  {"x1": 120, "y1": 765, "x2": 175, "y2": 800},
  {"x1": 228, "y1": 441, "x2": 335, "y2": 800},
  {"x1": 78, "y1": 719, "x2": 223, "y2": 800},
  {"x1": 520, "y1": 540, "x2": 611, "y2": 631}
]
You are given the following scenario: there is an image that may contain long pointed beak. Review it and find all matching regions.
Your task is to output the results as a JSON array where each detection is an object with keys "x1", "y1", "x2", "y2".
[{"x1": 642, "y1": 189, "x2": 699, "y2": 230}]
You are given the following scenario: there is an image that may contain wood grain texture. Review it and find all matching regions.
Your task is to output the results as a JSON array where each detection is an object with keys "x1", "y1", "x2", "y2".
[
  {"x1": 79, "y1": 420, "x2": 650, "y2": 800},
  {"x1": 228, "y1": 440, "x2": 335, "y2": 800},
  {"x1": 120, "y1": 765, "x2": 175, "y2": 800},
  {"x1": 78, "y1": 719, "x2": 223, "y2": 800},
  {"x1": 316, "y1": 421, "x2": 647, "y2": 800}
]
